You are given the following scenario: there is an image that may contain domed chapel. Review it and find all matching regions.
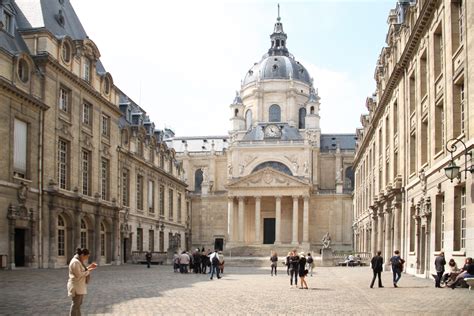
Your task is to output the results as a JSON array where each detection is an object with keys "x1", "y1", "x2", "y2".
[{"x1": 167, "y1": 9, "x2": 356, "y2": 254}]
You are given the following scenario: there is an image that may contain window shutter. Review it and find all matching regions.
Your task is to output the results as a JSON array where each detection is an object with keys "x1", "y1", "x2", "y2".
[{"x1": 14, "y1": 119, "x2": 27, "y2": 174}]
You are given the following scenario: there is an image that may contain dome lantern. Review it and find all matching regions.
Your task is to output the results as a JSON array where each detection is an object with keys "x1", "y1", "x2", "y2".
[{"x1": 268, "y1": 4, "x2": 289, "y2": 57}]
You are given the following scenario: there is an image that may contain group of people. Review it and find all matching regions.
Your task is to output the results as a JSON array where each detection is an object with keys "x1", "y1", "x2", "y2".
[
  {"x1": 370, "y1": 250, "x2": 404, "y2": 288},
  {"x1": 269, "y1": 250, "x2": 314, "y2": 289},
  {"x1": 172, "y1": 248, "x2": 225, "y2": 280},
  {"x1": 434, "y1": 253, "x2": 474, "y2": 289}
]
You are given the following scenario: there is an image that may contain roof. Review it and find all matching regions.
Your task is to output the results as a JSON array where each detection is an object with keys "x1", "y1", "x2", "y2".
[{"x1": 320, "y1": 134, "x2": 357, "y2": 152}]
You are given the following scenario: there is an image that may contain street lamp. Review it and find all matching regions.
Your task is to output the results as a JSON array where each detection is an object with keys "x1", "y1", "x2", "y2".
[{"x1": 444, "y1": 138, "x2": 473, "y2": 182}]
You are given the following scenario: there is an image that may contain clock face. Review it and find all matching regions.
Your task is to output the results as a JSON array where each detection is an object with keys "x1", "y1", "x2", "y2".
[{"x1": 264, "y1": 124, "x2": 281, "y2": 138}]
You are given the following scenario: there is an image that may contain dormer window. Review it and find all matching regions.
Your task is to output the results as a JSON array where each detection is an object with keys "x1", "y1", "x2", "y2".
[
  {"x1": 17, "y1": 58, "x2": 29, "y2": 83},
  {"x1": 83, "y1": 58, "x2": 91, "y2": 83},
  {"x1": 3, "y1": 11, "x2": 12, "y2": 34},
  {"x1": 104, "y1": 77, "x2": 110, "y2": 95},
  {"x1": 61, "y1": 42, "x2": 71, "y2": 63}
]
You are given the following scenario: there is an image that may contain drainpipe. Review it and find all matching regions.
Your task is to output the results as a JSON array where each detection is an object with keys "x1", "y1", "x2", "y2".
[{"x1": 38, "y1": 106, "x2": 44, "y2": 268}]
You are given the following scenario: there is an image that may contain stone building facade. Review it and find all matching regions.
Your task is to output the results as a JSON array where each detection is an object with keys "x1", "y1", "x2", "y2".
[
  {"x1": 0, "y1": 0, "x2": 186, "y2": 269},
  {"x1": 353, "y1": 0, "x2": 473, "y2": 277},
  {"x1": 167, "y1": 14, "x2": 356, "y2": 254}
]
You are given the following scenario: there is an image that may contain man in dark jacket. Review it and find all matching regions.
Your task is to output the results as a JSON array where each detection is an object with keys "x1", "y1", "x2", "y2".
[
  {"x1": 370, "y1": 250, "x2": 384, "y2": 288},
  {"x1": 434, "y1": 252, "x2": 446, "y2": 288}
]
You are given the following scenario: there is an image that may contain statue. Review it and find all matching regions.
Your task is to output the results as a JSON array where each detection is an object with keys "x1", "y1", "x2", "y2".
[
  {"x1": 239, "y1": 163, "x2": 245, "y2": 175},
  {"x1": 303, "y1": 161, "x2": 309, "y2": 175},
  {"x1": 202, "y1": 167, "x2": 209, "y2": 184},
  {"x1": 419, "y1": 168, "x2": 427, "y2": 195},
  {"x1": 17, "y1": 182, "x2": 28, "y2": 206},
  {"x1": 227, "y1": 164, "x2": 233, "y2": 177},
  {"x1": 321, "y1": 232, "x2": 331, "y2": 249}
]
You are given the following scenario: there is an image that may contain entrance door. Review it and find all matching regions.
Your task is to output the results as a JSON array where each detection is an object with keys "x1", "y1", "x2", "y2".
[
  {"x1": 214, "y1": 238, "x2": 224, "y2": 251},
  {"x1": 263, "y1": 218, "x2": 275, "y2": 244},
  {"x1": 123, "y1": 239, "x2": 128, "y2": 263},
  {"x1": 14, "y1": 229, "x2": 26, "y2": 267},
  {"x1": 420, "y1": 226, "x2": 426, "y2": 274}
]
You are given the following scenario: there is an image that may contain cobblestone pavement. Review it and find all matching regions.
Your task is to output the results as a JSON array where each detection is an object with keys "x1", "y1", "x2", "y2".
[{"x1": 1, "y1": 264, "x2": 473, "y2": 315}]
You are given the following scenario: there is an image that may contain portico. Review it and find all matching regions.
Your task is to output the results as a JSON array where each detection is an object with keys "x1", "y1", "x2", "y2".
[{"x1": 226, "y1": 167, "x2": 311, "y2": 247}]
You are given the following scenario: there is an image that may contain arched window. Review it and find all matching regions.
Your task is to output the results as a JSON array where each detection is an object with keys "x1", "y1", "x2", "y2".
[
  {"x1": 57, "y1": 215, "x2": 66, "y2": 257},
  {"x1": 310, "y1": 106, "x2": 315, "y2": 114},
  {"x1": 298, "y1": 107, "x2": 306, "y2": 129},
  {"x1": 100, "y1": 222, "x2": 106, "y2": 257},
  {"x1": 234, "y1": 109, "x2": 239, "y2": 117},
  {"x1": 194, "y1": 169, "x2": 203, "y2": 192},
  {"x1": 269, "y1": 104, "x2": 281, "y2": 122},
  {"x1": 252, "y1": 161, "x2": 292, "y2": 176},
  {"x1": 80, "y1": 219, "x2": 88, "y2": 249},
  {"x1": 245, "y1": 110, "x2": 252, "y2": 130}
]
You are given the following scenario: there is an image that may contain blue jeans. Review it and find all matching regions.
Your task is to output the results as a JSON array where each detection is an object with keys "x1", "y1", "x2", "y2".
[
  {"x1": 393, "y1": 269, "x2": 401, "y2": 284},
  {"x1": 210, "y1": 265, "x2": 220, "y2": 279}
]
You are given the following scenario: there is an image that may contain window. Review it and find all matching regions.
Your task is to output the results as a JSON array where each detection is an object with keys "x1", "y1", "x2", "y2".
[
  {"x1": 18, "y1": 59, "x2": 29, "y2": 83},
  {"x1": 101, "y1": 158, "x2": 109, "y2": 200},
  {"x1": 160, "y1": 154, "x2": 164, "y2": 168},
  {"x1": 104, "y1": 77, "x2": 110, "y2": 95},
  {"x1": 451, "y1": 0, "x2": 464, "y2": 50},
  {"x1": 169, "y1": 189, "x2": 174, "y2": 220},
  {"x1": 298, "y1": 107, "x2": 306, "y2": 129},
  {"x1": 82, "y1": 102, "x2": 92, "y2": 126},
  {"x1": 148, "y1": 230, "x2": 154, "y2": 252},
  {"x1": 409, "y1": 133, "x2": 416, "y2": 174},
  {"x1": 421, "y1": 119, "x2": 428, "y2": 165},
  {"x1": 83, "y1": 58, "x2": 91, "y2": 83},
  {"x1": 453, "y1": 186, "x2": 466, "y2": 251},
  {"x1": 136, "y1": 228, "x2": 143, "y2": 252},
  {"x1": 137, "y1": 138, "x2": 143, "y2": 157},
  {"x1": 58, "y1": 215, "x2": 66, "y2": 256},
  {"x1": 59, "y1": 87, "x2": 70, "y2": 113},
  {"x1": 159, "y1": 231, "x2": 164, "y2": 252},
  {"x1": 136, "y1": 175, "x2": 143, "y2": 210},
  {"x1": 460, "y1": 82, "x2": 465, "y2": 134},
  {"x1": 58, "y1": 139, "x2": 68, "y2": 189},
  {"x1": 434, "y1": 24, "x2": 443, "y2": 78},
  {"x1": 122, "y1": 169, "x2": 129, "y2": 206},
  {"x1": 80, "y1": 219, "x2": 88, "y2": 249},
  {"x1": 269, "y1": 104, "x2": 281, "y2": 122},
  {"x1": 177, "y1": 193, "x2": 182, "y2": 222},
  {"x1": 393, "y1": 101, "x2": 398, "y2": 135},
  {"x1": 194, "y1": 169, "x2": 203, "y2": 192},
  {"x1": 435, "y1": 194, "x2": 445, "y2": 251},
  {"x1": 102, "y1": 114, "x2": 110, "y2": 137},
  {"x1": 453, "y1": 80, "x2": 465, "y2": 136},
  {"x1": 4, "y1": 11, "x2": 12, "y2": 34},
  {"x1": 82, "y1": 150, "x2": 91, "y2": 196},
  {"x1": 409, "y1": 72, "x2": 416, "y2": 113},
  {"x1": 420, "y1": 51, "x2": 427, "y2": 98},
  {"x1": 409, "y1": 206, "x2": 415, "y2": 252},
  {"x1": 100, "y1": 222, "x2": 106, "y2": 256},
  {"x1": 245, "y1": 110, "x2": 252, "y2": 130},
  {"x1": 459, "y1": 0, "x2": 464, "y2": 43},
  {"x1": 13, "y1": 119, "x2": 27, "y2": 178},
  {"x1": 148, "y1": 180, "x2": 155, "y2": 213},
  {"x1": 62, "y1": 42, "x2": 71, "y2": 63},
  {"x1": 159, "y1": 185, "x2": 165, "y2": 216},
  {"x1": 434, "y1": 100, "x2": 444, "y2": 154},
  {"x1": 169, "y1": 159, "x2": 173, "y2": 175}
]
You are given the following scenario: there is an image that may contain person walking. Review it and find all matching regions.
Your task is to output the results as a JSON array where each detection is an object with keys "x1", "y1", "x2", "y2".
[
  {"x1": 306, "y1": 253, "x2": 314, "y2": 276},
  {"x1": 67, "y1": 248, "x2": 97, "y2": 316},
  {"x1": 145, "y1": 251, "x2": 152, "y2": 268},
  {"x1": 289, "y1": 250, "x2": 299, "y2": 288},
  {"x1": 209, "y1": 250, "x2": 221, "y2": 280},
  {"x1": 434, "y1": 252, "x2": 446, "y2": 288},
  {"x1": 270, "y1": 251, "x2": 278, "y2": 276},
  {"x1": 218, "y1": 251, "x2": 225, "y2": 274},
  {"x1": 286, "y1": 252, "x2": 291, "y2": 276},
  {"x1": 298, "y1": 252, "x2": 308, "y2": 289},
  {"x1": 179, "y1": 251, "x2": 190, "y2": 273},
  {"x1": 370, "y1": 250, "x2": 383, "y2": 288},
  {"x1": 389, "y1": 250, "x2": 404, "y2": 287}
]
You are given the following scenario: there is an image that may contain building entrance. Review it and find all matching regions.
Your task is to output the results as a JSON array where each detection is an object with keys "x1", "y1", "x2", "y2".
[
  {"x1": 214, "y1": 238, "x2": 224, "y2": 251},
  {"x1": 14, "y1": 229, "x2": 26, "y2": 267},
  {"x1": 263, "y1": 218, "x2": 275, "y2": 244}
]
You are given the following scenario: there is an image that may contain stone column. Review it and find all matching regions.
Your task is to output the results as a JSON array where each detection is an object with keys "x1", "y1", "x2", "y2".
[
  {"x1": 302, "y1": 196, "x2": 309, "y2": 244},
  {"x1": 227, "y1": 197, "x2": 234, "y2": 242},
  {"x1": 74, "y1": 210, "x2": 81, "y2": 249},
  {"x1": 48, "y1": 208, "x2": 58, "y2": 268},
  {"x1": 384, "y1": 207, "x2": 392, "y2": 268},
  {"x1": 292, "y1": 196, "x2": 299, "y2": 245},
  {"x1": 377, "y1": 210, "x2": 384, "y2": 254},
  {"x1": 94, "y1": 213, "x2": 101, "y2": 263},
  {"x1": 238, "y1": 197, "x2": 244, "y2": 243},
  {"x1": 392, "y1": 203, "x2": 401, "y2": 252},
  {"x1": 274, "y1": 196, "x2": 282, "y2": 245},
  {"x1": 255, "y1": 196, "x2": 261, "y2": 244},
  {"x1": 112, "y1": 211, "x2": 119, "y2": 264},
  {"x1": 370, "y1": 214, "x2": 377, "y2": 255}
]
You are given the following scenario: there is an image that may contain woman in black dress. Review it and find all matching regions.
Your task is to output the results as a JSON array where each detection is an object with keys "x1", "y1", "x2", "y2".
[{"x1": 298, "y1": 252, "x2": 308, "y2": 289}]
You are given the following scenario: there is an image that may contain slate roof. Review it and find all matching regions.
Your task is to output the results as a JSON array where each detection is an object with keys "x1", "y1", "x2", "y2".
[{"x1": 320, "y1": 134, "x2": 357, "y2": 152}]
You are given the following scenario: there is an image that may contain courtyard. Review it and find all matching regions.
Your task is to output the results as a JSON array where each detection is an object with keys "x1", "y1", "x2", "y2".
[{"x1": 1, "y1": 264, "x2": 473, "y2": 315}]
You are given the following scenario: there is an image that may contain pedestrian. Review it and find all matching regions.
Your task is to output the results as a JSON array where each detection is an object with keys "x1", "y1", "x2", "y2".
[
  {"x1": 370, "y1": 250, "x2": 384, "y2": 288},
  {"x1": 298, "y1": 252, "x2": 308, "y2": 289},
  {"x1": 173, "y1": 252, "x2": 180, "y2": 273},
  {"x1": 270, "y1": 251, "x2": 278, "y2": 276},
  {"x1": 218, "y1": 251, "x2": 225, "y2": 274},
  {"x1": 193, "y1": 249, "x2": 202, "y2": 274},
  {"x1": 145, "y1": 251, "x2": 152, "y2": 268},
  {"x1": 201, "y1": 250, "x2": 208, "y2": 274},
  {"x1": 67, "y1": 248, "x2": 97, "y2": 316},
  {"x1": 209, "y1": 250, "x2": 221, "y2": 280},
  {"x1": 389, "y1": 250, "x2": 404, "y2": 288},
  {"x1": 306, "y1": 253, "x2": 314, "y2": 276},
  {"x1": 289, "y1": 250, "x2": 299, "y2": 288},
  {"x1": 450, "y1": 257, "x2": 474, "y2": 289},
  {"x1": 286, "y1": 252, "x2": 291, "y2": 276},
  {"x1": 443, "y1": 259, "x2": 459, "y2": 284},
  {"x1": 434, "y1": 251, "x2": 446, "y2": 288},
  {"x1": 179, "y1": 251, "x2": 190, "y2": 273}
]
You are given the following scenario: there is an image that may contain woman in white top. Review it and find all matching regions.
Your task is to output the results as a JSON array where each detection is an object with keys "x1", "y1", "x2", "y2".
[{"x1": 67, "y1": 248, "x2": 97, "y2": 316}]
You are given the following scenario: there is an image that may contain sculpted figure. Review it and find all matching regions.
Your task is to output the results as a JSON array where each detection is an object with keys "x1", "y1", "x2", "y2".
[{"x1": 321, "y1": 232, "x2": 331, "y2": 249}]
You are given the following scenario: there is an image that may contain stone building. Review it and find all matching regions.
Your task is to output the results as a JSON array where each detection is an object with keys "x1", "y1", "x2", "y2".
[
  {"x1": 167, "y1": 13, "x2": 356, "y2": 254},
  {"x1": 0, "y1": 0, "x2": 185, "y2": 269},
  {"x1": 353, "y1": 0, "x2": 473, "y2": 277}
]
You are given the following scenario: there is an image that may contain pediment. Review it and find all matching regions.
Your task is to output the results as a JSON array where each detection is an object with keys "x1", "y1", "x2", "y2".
[{"x1": 226, "y1": 167, "x2": 310, "y2": 189}]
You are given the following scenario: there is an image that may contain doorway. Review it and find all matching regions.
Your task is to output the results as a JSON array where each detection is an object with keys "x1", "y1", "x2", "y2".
[
  {"x1": 14, "y1": 229, "x2": 26, "y2": 267},
  {"x1": 263, "y1": 218, "x2": 275, "y2": 244},
  {"x1": 214, "y1": 238, "x2": 224, "y2": 251},
  {"x1": 122, "y1": 239, "x2": 128, "y2": 263},
  {"x1": 420, "y1": 226, "x2": 426, "y2": 274}
]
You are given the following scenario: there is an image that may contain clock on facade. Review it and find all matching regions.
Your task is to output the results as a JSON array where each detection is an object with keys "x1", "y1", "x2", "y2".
[{"x1": 264, "y1": 124, "x2": 281, "y2": 138}]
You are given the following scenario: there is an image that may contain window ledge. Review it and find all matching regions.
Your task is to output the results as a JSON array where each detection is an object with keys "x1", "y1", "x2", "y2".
[
  {"x1": 409, "y1": 251, "x2": 415, "y2": 256},
  {"x1": 452, "y1": 250, "x2": 466, "y2": 257},
  {"x1": 13, "y1": 175, "x2": 31, "y2": 183}
]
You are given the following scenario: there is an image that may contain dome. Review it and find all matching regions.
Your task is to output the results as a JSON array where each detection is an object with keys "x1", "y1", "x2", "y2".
[{"x1": 243, "y1": 55, "x2": 312, "y2": 86}]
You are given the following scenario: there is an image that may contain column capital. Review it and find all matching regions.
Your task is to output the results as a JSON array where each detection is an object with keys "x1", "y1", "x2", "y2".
[
  {"x1": 275, "y1": 195, "x2": 282, "y2": 202},
  {"x1": 303, "y1": 195, "x2": 310, "y2": 202},
  {"x1": 292, "y1": 195, "x2": 300, "y2": 201},
  {"x1": 227, "y1": 196, "x2": 235, "y2": 201},
  {"x1": 254, "y1": 196, "x2": 262, "y2": 201},
  {"x1": 237, "y1": 196, "x2": 245, "y2": 202}
]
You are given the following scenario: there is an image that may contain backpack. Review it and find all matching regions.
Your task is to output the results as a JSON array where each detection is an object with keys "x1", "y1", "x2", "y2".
[
  {"x1": 212, "y1": 255, "x2": 219, "y2": 266},
  {"x1": 307, "y1": 256, "x2": 313, "y2": 264}
]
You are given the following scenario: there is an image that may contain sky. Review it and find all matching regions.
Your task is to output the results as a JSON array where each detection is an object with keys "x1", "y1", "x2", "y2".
[{"x1": 71, "y1": 0, "x2": 396, "y2": 137}]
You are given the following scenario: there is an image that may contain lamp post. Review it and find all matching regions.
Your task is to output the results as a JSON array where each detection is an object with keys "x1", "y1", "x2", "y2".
[{"x1": 444, "y1": 138, "x2": 473, "y2": 182}]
